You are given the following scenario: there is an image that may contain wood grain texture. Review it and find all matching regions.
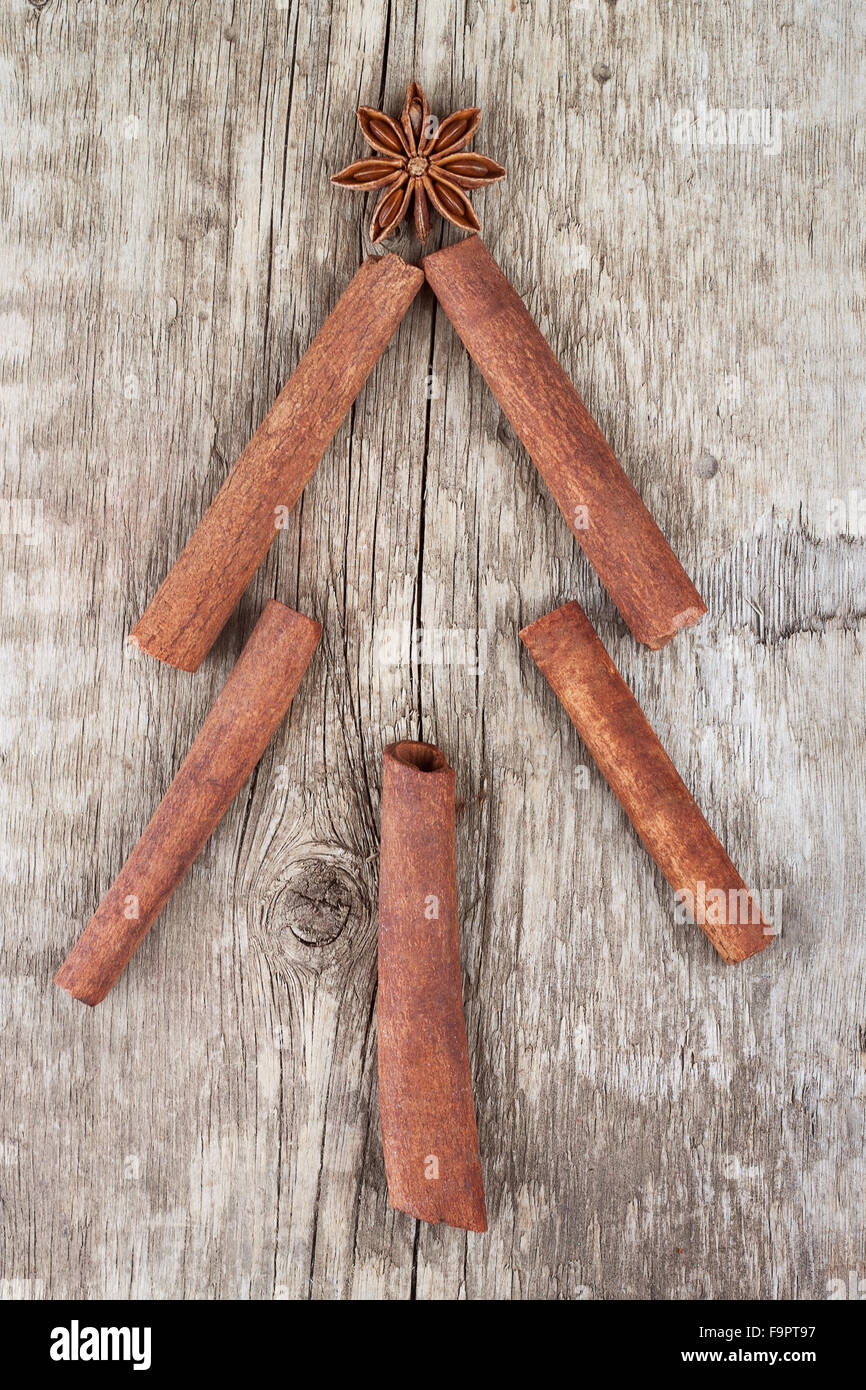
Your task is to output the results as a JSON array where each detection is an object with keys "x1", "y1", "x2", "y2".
[
  {"x1": 1, "y1": 0, "x2": 863, "y2": 1301},
  {"x1": 378, "y1": 741, "x2": 486, "y2": 1232},
  {"x1": 423, "y1": 236, "x2": 707, "y2": 648},
  {"x1": 56, "y1": 602, "x2": 321, "y2": 1004},
  {"x1": 521, "y1": 601, "x2": 771, "y2": 963}
]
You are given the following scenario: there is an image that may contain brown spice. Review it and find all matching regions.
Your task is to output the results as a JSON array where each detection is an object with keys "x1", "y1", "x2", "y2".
[
  {"x1": 55, "y1": 602, "x2": 321, "y2": 1005},
  {"x1": 378, "y1": 741, "x2": 487, "y2": 1231},
  {"x1": 131, "y1": 253, "x2": 423, "y2": 671},
  {"x1": 423, "y1": 235, "x2": 707, "y2": 649},
  {"x1": 521, "y1": 602, "x2": 772, "y2": 964},
  {"x1": 332, "y1": 82, "x2": 506, "y2": 244}
]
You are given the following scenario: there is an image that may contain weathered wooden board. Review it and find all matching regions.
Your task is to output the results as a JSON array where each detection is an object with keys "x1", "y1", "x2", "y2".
[{"x1": 1, "y1": 0, "x2": 863, "y2": 1300}]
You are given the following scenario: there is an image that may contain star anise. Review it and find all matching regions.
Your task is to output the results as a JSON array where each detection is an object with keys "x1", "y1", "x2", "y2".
[{"x1": 331, "y1": 81, "x2": 506, "y2": 245}]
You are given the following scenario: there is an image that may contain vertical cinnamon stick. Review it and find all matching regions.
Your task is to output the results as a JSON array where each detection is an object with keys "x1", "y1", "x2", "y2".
[
  {"x1": 423, "y1": 236, "x2": 706, "y2": 650},
  {"x1": 131, "y1": 254, "x2": 423, "y2": 672},
  {"x1": 378, "y1": 741, "x2": 487, "y2": 1232},
  {"x1": 55, "y1": 601, "x2": 321, "y2": 1005},
  {"x1": 521, "y1": 602, "x2": 772, "y2": 963}
]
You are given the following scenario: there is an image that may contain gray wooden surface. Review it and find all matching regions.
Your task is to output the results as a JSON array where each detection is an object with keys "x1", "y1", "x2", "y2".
[{"x1": 2, "y1": 0, "x2": 863, "y2": 1301}]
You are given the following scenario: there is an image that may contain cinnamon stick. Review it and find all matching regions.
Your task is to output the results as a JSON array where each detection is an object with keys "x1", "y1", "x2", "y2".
[
  {"x1": 423, "y1": 236, "x2": 706, "y2": 650},
  {"x1": 55, "y1": 601, "x2": 321, "y2": 1005},
  {"x1": 131, "y1": 254, "x2": 423, "y2": 672},
  {"x1": 378, "y1": 741, "x2": 487, "y2": 1232},
  {"x1": 520, "y1": 602, "x2": 772, "y2": 963}
]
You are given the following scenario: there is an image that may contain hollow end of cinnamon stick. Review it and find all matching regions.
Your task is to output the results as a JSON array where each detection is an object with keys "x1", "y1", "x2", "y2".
[
  {"x1": 55, "y1": 600, "x2": 321, "y2": 1006},
  {"x1": 388, "y1": 739, "x2": 449, "y2": 773},
  {"x1": 423, "y1": 236, "x2": 707, "y2": 650},
  {"x1": 130, "y1": 253, "x2": 424, "y2": 672},
  {"x1": 644, "y1": 602, "x2": 709, "y2": 651},
  {"x1": 520, "y1": 601, "x2": 772, "y2": 965},
  {"x1": 378, "y1": 740, "x2": 487, "y2": 1232}
]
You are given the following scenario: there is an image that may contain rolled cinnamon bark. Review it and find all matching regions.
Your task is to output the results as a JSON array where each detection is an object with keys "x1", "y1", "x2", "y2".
[
  {"x1": 521, "y1": 602, "x2": 772, "y2": 963},
  {"x1": 423, "y1": 236, "x2": 706, "y2": 650},
  {"x1": 378, "y1": 741, "x2": 487, "y2": 1232},
  {"x1": 56, "y1": 601, "x2": 321, "y2": 1005},
  {"x1": 131, "y1": 253, "x2": 423, "y2": 671}
]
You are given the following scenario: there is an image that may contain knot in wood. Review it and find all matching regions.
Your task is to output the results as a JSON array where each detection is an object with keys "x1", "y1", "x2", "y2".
[{"x1": 278, "y1": 857, "x2": 358, "y2": 948}]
